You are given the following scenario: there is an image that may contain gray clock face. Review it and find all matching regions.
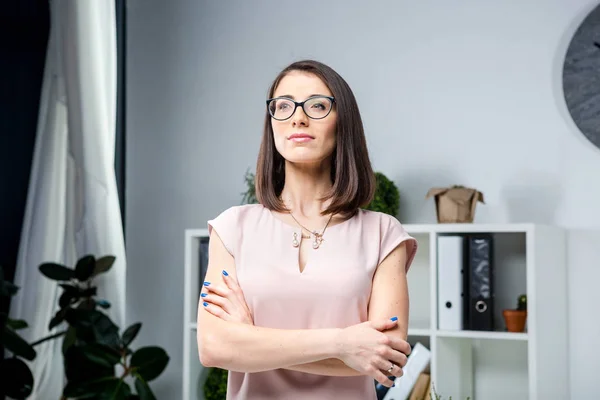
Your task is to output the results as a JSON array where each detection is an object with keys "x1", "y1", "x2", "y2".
[{"x1": 563, "y1": 4, "x2": 600, "y2": 151}]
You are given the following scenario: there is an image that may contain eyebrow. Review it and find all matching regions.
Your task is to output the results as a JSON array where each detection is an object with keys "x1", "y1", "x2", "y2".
[{"x1": 275, "y1": 94, "x2": 328, "y2": 100}]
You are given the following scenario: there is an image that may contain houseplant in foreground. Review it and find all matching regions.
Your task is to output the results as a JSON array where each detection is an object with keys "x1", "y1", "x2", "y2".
[
  {"x1": 40, "y1": 254, "x2": 170, "y2": 399},
  {"x1": 1, "y1": 255, "x2": 170, "y2": 399}
]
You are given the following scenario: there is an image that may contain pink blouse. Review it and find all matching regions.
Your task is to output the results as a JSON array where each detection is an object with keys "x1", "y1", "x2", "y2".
[{"x1": 207, "y1": 204, "x2": 418, "y2": 400}]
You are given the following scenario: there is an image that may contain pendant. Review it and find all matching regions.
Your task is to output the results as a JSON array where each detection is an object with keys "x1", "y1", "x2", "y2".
[
  {"x1": 313, "y1": 233, "x2": 323, "y2": 249},
  {"x1": 292, "y1": 232, "x2": 299, "y2": 248}
]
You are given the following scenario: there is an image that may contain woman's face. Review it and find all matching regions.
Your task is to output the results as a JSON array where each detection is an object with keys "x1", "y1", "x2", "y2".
[{"x1": 270, "y1": 71, "x2": 337, "y2": 167}]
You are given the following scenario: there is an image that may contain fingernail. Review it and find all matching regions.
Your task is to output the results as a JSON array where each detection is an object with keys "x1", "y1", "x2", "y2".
[
  {"x1": 201, "y1": 293, "x2": 207, "y2": 297},
  {"x1": 222, "y1": 270, "x2": 228, "y2": 276},
  {"x1": 203, "y1": 282, "x2": 210, "y2": 286},
  {"x1": 390, "y1": 316, "x2": 398, "y2": 321},
  {"x1": 392, "y1": 383, "x2": 395, "y2": 387},
  {"x1": 203, "y1": 302, "x2": 208, "y2": 307}
]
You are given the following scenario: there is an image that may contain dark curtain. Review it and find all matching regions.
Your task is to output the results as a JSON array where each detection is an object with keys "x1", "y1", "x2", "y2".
[
  {"x1": 0, "y1": 0, "x2": 50, "y2": 298},
  {"x1": 0, "y1": 0, "x2": 126, "y2": 304}
]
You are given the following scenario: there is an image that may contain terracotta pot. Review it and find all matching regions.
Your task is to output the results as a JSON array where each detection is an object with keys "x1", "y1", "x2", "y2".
[{"x1": 502, "y1": 309, "x2": 527, "y2": 332}]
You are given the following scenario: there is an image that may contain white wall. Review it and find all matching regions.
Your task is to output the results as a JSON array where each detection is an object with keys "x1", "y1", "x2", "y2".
[{"x1": 126, "y1": 0, "x2": 600, "y2": 398}]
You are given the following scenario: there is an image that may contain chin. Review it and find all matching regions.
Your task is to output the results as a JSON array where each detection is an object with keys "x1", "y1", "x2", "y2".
[{"x1": 283, "y1": 151, "x2": 332, "y2": 166}]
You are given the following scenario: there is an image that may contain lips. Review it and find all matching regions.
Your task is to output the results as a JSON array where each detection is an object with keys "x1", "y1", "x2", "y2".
[{"x1": 288, "y1": 133, "x2": 315, "y2": 140}]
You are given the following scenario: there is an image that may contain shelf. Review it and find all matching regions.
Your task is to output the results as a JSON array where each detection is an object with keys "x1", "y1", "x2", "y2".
[
  {"x1": 408, "y1": 328, "x2": 431, "y2": 336},
  {"x1": 436, "y1": 329, "x2": 528, "y2": 341},
  {"x1": 404, "y1": 222, "x2": 540, "y2": 234}
]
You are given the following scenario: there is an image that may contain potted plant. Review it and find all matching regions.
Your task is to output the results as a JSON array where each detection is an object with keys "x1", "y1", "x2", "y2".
[
  {"x1": 203, "y1": 367, "x2": 228, "y2": 400},
  {"x1": 363, "y1": 172, "x2": 400, "y2": 217},
  {"x1": 240, "y1": 168, "x2": 258, "y2": 205},
  {"x1": 0, "y1": 256, "x2": 170, "y2": 400},
  {"x1": 502, "y1": 294, "x2": 527, "y2": 332}
]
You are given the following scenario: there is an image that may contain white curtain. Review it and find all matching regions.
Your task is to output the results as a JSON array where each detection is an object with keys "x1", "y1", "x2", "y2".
[{"x1": 9, "y1": 1, "x2": 126, "y2": 398}]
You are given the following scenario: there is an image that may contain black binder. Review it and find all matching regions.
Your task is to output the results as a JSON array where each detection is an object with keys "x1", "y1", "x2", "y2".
[{"x1": 463, "y1": 234, "x2": 494, "y2": 331}]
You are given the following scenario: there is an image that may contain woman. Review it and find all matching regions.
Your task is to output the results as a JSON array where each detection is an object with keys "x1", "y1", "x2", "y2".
[{"x1": 197, "y1": 59, "x2": 418, "y2": 400}]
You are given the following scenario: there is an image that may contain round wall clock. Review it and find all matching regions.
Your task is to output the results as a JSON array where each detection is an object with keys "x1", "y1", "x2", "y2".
[{"x1": 562, "y1": 4, "x2": 600, "y2": 151}]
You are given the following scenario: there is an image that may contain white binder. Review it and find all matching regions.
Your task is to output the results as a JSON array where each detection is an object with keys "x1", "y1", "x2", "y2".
[
  {"x1": 383, "y1": 342, "x2": 431, "y2": 400},
  {"x1": 437, "y1": 236, "x2": 465, "y2": 331}
]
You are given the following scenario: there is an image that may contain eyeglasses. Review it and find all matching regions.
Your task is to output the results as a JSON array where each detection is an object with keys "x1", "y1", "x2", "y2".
[{"x1": 266, "y1": 95, "x2": 335, "y2": 121}]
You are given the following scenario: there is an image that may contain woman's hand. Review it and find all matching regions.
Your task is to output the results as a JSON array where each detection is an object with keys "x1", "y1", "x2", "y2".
[
  {"x1": 336, "y1": 318, "x2": 411, "y2": 387},
  {"x1": 201, "y1": 270, "x2": 254, "y2": 325}
]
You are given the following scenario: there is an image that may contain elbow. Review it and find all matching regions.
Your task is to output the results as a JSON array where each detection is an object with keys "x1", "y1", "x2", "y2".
[{"x1": 197, "y1": 332, "x2": 220, "y2": 368}]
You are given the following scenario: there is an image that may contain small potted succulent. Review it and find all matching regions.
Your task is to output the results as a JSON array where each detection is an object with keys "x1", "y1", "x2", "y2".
[{"x1": 502, "y1": 294, "x2": 527, "y2": 332}]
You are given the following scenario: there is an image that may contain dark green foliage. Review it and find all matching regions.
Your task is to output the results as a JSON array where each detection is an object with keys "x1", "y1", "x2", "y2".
[
  {"x1": 364, "y1": 172, "x2": 400, "y2": 217},
  {"x1": 241, "y1": 168, "x2": 258, "y2": 205},
  {"x1": 517, "y1": 294, "x2": 527, "y2": 311},
  {"x1": 0, "y1": 255, "x2": 170, "y2": 400},
  {"x1": 204, "y1": 367, "x2": 228, "y2": 400}
]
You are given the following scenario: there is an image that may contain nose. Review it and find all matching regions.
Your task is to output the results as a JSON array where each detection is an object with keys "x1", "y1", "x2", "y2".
[{"x1": 290, "y1": 105, "x2": 309, "y2": 126}]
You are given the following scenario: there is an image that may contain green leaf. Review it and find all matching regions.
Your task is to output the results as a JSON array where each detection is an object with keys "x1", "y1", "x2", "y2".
[
  {"x1": 3, "y1": 326, "x2": 36, "y2": 360},
  {"x1": 59, "y1": 289, "x2": 79, "y2": 308},
  {"x1": 0, "y1": 279, "x2": 19, "y2": 297},
  {"x1": 78, "y1": 298, "x2": 97, "y2": 310},
  {"x1": 49, "y1": 307, "x2": 68, "y2": 330},
  {"x1": 134, "y1": 376, "x2": 157, "y2": 400},
  {"x1": 75, "y1": 255, "x2": 96, "y2": 282},
  {"x1": 63, "y1": 376, "x2": 121, "y2": 399},
  {"x1": 39, "y1": 262, "x2": 74, "y2": 281},
  {"x1": 130, "y1": 346, "x2": 170, "y2": 382},
  {"x1": 62, "y1": 325, "x2": 77, "y2": 355},
  {"x1": 121, "y1": 322, "x2": 142, "y2": 348},
  {"x1": 64, "y1": 345, "x2": 114, "y2": 384},
  {"x1": 81, "y1": 343, "x2": 122, "y2": 368},
  {"x1": 94, "y1": 256, "x2": 116, "y2": 277},
  {"x1": 98, "y1": 379, "x2": 131, "y2": 400},
  {"x1": 6, "y1": 318, "x2": 28, "y2": 330},
  {"x1": 0, "y1": 357, "x2": 34, "y2": 399},
  {"x1": 65, "y1": 309, "x2": 120, "y2": 348}
]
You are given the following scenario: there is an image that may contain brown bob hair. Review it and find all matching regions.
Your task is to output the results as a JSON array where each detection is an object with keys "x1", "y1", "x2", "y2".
[{"x1": 255, "y1": 59, "x2": 375, "y2": 217}]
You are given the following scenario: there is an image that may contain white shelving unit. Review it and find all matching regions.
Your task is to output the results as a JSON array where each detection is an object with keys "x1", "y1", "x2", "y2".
[
  {"x1": 183, "y1": 229, "x2": 210, "y2": 400},
  {"x1": 183, "y1": 223, "x2": 568, "y2": 400},
  {"x1": 404, "y1": 223, "x2": 568, "y2": 400}
]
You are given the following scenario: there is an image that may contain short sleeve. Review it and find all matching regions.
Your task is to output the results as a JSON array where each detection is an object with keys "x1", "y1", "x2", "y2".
[
  {"x1": 207, "y1": 206, "x2": 239, "y2": 258},
  {"x1": 378, "y1": 215, "x2": 418, "y2": 273}
]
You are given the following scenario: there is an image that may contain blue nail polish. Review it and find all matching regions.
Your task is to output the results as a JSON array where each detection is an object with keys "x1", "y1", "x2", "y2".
[
  {"x1": 392, "y1": 383, "x2": 395, "y2": 387},
  {"x1": 201, "y1": 293, "x2": 207, "y2": 297},
  {"x1": 203, "y1": 302, "x2": 208, "y2": 307},
  {"x1": 222, "y1": 270, "x2": 229, "y2": 276},
  {"x1": 390, "y1": 316, "x2": 398, "y2": 321},
  {"x1": 203, "y1": 282, "x2": 210, "y2": 286}
]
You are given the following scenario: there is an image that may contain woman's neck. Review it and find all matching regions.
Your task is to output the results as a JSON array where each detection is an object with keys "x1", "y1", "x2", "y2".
[{"x1": 279, "y1": 162, "x2": 333, "y2": 218}]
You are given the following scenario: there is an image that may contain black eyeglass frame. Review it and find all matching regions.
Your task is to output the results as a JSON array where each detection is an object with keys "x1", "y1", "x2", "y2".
[{"x1": 266, "y1": 95, "x2": 336, "y2": 121}]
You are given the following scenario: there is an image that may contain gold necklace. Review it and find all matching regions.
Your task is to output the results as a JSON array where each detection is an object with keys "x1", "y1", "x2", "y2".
[{"x1": 289, "y1": 212, "x2": 334, "y2": 249}]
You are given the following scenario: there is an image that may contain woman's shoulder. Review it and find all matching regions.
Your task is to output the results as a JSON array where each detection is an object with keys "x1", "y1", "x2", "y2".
[
  {"x1": 358, "y1": 209, "x2": 418, "y2": 269},
  {"x1": 356, "y1": 208, "x2": 406, "y2": 230},
  {"x1": 210, "y1": 203, "x2": 265, "y2": 224}
]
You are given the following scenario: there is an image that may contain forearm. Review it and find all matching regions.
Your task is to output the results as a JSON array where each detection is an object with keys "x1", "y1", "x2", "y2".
[
  {"x1": 198, "y1": 317, "x2": 341, "y2": 373},
  {"x1": 284, "y1": 358, "x2": 361, "y2": 376}
]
